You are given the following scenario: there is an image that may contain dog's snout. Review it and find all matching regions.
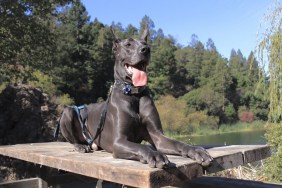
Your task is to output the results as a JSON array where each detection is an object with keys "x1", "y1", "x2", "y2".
[{"x1": 139, "y1": 46, "x2": 150, "y2": 54}]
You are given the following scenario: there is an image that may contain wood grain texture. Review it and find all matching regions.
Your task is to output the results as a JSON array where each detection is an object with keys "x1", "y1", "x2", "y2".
[{"x1": 0, "y1": 142, "x2": 271, "y2": 188}]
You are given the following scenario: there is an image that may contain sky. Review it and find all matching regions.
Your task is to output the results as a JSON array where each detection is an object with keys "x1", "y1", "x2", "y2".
[{"x1": 81, "y1": 0, "x2": 276, "y2": 59}]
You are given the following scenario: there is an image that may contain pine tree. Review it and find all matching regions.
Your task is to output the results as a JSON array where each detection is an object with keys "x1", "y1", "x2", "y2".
[
  {"x1": 54, "y1": 0, "x2": 94, "y2": 103},
  {"x1": 90, "y1": 26, "x2": 115, "y2": 100},
  {"x1": 149, "y1": 37, "x2": 177, "y2": 98},
  {"x1": 174, "y1": 47, "x2": 191, "y2": 96},
  {"x1": 187, "y1": 39, "x2": 205, "y2": 87},
  {"x1": 200, "y1": 40, "x2": 219, "y2": 86},
  {"x1": 124, "y1": 24, "x2": 138, "y2": 38}
]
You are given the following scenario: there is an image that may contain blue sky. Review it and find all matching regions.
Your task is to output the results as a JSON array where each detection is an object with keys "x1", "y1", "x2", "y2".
[{"x1": 81, "y1": 0, "x2": 276, "y2": 59}]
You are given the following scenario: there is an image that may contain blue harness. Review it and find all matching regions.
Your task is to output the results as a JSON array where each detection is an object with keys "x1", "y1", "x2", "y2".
[
  {"x1": 54, "y1": 81, "x2": 145, "y2": 145},
  {"x1": 54, "y1": 90, "x2": 112, "y2": 145},
  {"x1": 73, "y1": 105, "x2": 93, "y2": 145}
]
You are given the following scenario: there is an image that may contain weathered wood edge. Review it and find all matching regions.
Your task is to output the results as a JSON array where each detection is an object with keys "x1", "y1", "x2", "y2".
[
  {"x1": 0, "y1": 143, "x2": 151, "y2": 187},
  {"x1": 0, "y1": 143, "x2": 271, "y2": 188},
  {"x1": 149, "y1": 160, "x2": 203, "y2": 187},
  {"x1": 238, "y1": 145, "x2": 271, "y2": 163},
  {"x1": 204, "y1": 145, "x2": 271, "y2": 174}
]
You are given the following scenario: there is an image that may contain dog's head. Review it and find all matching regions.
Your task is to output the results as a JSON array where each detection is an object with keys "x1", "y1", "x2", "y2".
[{"x1": 111, "y1": 26, "x2": 150, "y2": 87}]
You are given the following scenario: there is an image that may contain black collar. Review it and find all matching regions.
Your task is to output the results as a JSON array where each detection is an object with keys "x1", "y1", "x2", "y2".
[{"x1": 114, "y1": 80, "x2": 146, "y2": 95}]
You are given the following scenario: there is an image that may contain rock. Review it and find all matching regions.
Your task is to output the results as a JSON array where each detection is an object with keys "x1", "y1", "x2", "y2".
[
  {"x1": 0, "y1": 83, "x2": 65, "y2": 181},
  {"x1": 0, "y1": 83, "x2": 63, "y2": 144}
]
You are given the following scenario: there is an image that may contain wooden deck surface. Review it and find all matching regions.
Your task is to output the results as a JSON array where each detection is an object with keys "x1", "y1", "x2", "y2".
[{"x1": 0, "y1": 142, "x2": 271, "y2": 188}]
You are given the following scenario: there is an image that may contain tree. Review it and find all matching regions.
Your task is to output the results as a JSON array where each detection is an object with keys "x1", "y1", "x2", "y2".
[
  {"x1": 174, "y1": 47, "x2": 193, "y2": 96},
  {"x1": 189, "y1": 34, "x2": 199, "y2": 48},
  {"x1": 206, "y1": 38, "x2": 217, "y2": 51},
  {"x1": 187, "y1": 40, "x2": 205, "y2": 87},
  {"x1": 149, "y1": 37, "x2": 177, "y2": 98},
  {"x1": 0, "y1": 0, "x2": 71, "y2": 83},
  {"x1": 199, "y1": 44, "x2": 219, "y2": 86},
  {"x1": 89, "y1": 26, "x2": 115, "y2": 100},
  {"x1": 229, "y1": 49, "x2": 247, "y2": 87},
  {"x1": 53, "y1": 0, "x2": 95, "y2": 103},
  {"x1": 124, "y1": 24, "x2": 138, "y2": 38},
  {"x1": 256, "y1": 2, "x2": 282, "y2": 182}
]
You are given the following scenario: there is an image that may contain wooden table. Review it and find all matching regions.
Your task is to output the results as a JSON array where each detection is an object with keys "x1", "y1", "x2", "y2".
[{"x1": 0, "y1": 142, "x2": 271, "y2": 188}]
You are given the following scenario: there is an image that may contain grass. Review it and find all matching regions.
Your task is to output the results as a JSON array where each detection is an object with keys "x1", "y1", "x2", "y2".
[
  {"x1": 165, "y1": 121, "x2": 266, "y2": 138},
  {"x1": 196, "y1": 121, "x2": 266, "y2": 136},
  {"x1": 210, "y1": 160, "x2": 267, "y2": 182}
]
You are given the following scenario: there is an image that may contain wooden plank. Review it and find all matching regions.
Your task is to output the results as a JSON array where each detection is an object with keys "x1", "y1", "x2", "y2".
[
  {"x1": 205, "y1": 145, "x2": 271, "y2": 173},
  {"x1": 226, "y1": 145, "x2": 271, "y2": 163},
  {"x1": 0, "y1": 142, "x2": 201, "y2": 188},
  {"x1": 205, "y1": 149, "x2": 243, "y2": 173},
  {"x1": 0, "y1": 177, "x2": 47, "y2": 188},
  {"x1": 0, "y1": 142, "x2": 271, "y2": 188}
]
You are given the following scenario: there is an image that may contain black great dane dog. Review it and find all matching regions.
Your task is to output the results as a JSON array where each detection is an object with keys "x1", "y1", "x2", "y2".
[{"x1": 58, "y1": 26, "x2": 213, "y2": 169}]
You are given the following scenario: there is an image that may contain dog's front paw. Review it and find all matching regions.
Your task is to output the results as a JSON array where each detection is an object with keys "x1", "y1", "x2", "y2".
[
  {"x1": 141, "y1": 151, "x2": 170, "y2": 169},
  {"x1": 181, "y1": 145, "x2": 213, "y2": 167}
]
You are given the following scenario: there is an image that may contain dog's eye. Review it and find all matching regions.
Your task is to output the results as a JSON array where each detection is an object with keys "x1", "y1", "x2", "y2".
[{"x1": 125, "y1": 43, "x2": 131, "y2": 47}]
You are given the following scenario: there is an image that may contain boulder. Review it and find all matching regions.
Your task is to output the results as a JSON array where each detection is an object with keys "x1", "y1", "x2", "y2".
[
  {"x1": 0, "y1": 83, "x2": 64, "y2": 181},
  {"x1": 0, "y1": 83, "x2": 62, "y2": 144}
]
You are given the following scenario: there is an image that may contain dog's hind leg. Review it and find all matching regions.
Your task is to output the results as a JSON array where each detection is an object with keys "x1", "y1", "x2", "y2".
[
  {"x1": 73, "y1": 142, "x2": 100, "y2": 153},
  {"x1": 59, "y1": 106, "x2": 92, "y2": 153}
]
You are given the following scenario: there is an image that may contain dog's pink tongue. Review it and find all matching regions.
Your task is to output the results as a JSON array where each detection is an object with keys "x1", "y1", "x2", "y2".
[{"x1": 132, "y1": 67, "x2": 147, "y2": 86}]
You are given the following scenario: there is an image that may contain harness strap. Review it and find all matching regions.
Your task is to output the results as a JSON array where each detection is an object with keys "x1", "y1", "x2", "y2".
[
  {"x1": 54, "y1": 81, "x2": 139, "y2": 144},
  {"x1": 73, "y1": 105, "x2": 93, "y2": 145},
  {"x1": 92, "y1": 87, "x2": 113, "y2": 141},
  {"x1": 54, "y1": 117, "x2": 61, "y2": 141},
  {"x1": 53, "y1": 105, "x2": 93, "y2": 145}
]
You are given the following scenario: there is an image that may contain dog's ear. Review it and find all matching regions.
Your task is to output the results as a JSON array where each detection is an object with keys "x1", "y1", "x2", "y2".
[
  {"x1": 110, "y1": 26, "x2": 121, "y2": 44},
  {"x1": 110, "y1": 26, "x2": 121, "y2": 53},
  {"x1": 140, "y1": 24, "x2": 149, "y2": 42}
]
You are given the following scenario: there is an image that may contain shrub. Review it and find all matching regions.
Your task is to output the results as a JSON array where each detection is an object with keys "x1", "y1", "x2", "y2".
[
  {"x1": 182, "y1": 86, "x2": 224, "y2": 121},
  {"x1": 155, "y1": 95, "x2": 188, "y2": 135},
  {"x1": 238, "y1": 111, "x2": 254, "y2": 123},
  {"x1": 28, "y1": 70, "x2": 57, "y2": 96},
  {"x1": 185, "y1": 111, "x2": 219, "y2": 133},
  {"x1": 52, "y1": 94, "x2": 74, "y2": 106},
  {"x1": 265, "y1": 123, "x2": 282, "y2": 182},
  {"x1": 0, "y1": 83, "x2": 8, "y2": 93},
  {"x1": 223, "y1": 103, "x2": 237, "y2": 122}
]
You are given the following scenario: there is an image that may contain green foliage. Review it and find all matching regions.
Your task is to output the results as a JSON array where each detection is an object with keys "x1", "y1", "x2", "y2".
[
  {"x1": 53, "y1": 94, "x2": 74, "y2": 106},
  {"x1": 0, "y1": 0, "x2": 71, "y2": 71},
  {"x1": 182, "y1": 86, "x2": 224, "y2": 118},
  {"x1": 186, "y1": 121, "x2": 265, "y2": 136},
  {"x1": 155, "y1": 95, "x2": 188, "y2": 135},
  {"x1": 0, "y1": 0, "x2": 269, "y2": 136},
  {"x1": 27, "y1": 70, "x2": 57, "y2": 96},
  {"x1": 0, "y1": 82, "x2": 8, "y2": 93},
  {"x1": 256, "y1": 2, "x2": 282, "y2": 182},
  {"x1": 186, "y1": 111, "x2": 219, "y2": 133},
  {"x1": 52, "y1": 1, "x2": 116, "y2": 103},
  {"x1": 149, "y1": 37, "x2": 177, "y2": 98},
  {"x1": 224, "y1": 103, "x2": 237, "y2": 122},
  {"x1": 265, "y1": 123, "x2": 282, "y2": 182}
]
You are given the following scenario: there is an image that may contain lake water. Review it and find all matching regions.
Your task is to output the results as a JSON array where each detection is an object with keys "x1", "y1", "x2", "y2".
[{"x1": 177, "y1": 129, "x2": 267, "y2": 146}]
